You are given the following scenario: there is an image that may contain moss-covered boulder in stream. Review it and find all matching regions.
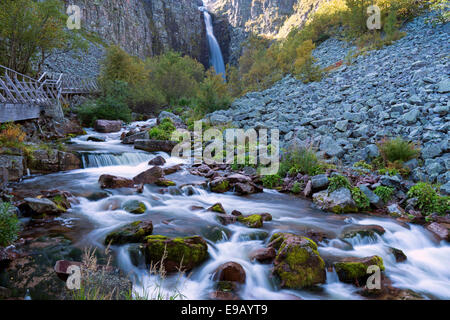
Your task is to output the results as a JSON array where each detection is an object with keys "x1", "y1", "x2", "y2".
[
  {"x1": 269, "y1": 233, "x2": 326, "y2": 289},
  {"x1": 142, "y1": 235, "x2": 208, "y2": 272},
  {"x1": 334, "y1": 255, "x2": 385, "y2": 285},
  {"x1": 210, "y1": 178, "x2": 230, "y2": 193},
  {"x1": 237, "y1": 214, "x2": 264, "y2": 228},
  {"x1": 122, "y1": 200, "x2": 147, "y2": 214},
  {"x1": 104, "y1": 221, "x2": 153, "y2": 245},
  {"x1": 155, "y1": 179, "x2": 176, "y2": 187}
]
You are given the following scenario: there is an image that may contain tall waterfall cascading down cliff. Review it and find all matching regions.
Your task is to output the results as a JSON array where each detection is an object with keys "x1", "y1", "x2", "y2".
[{"x1": 200, "y1": 3, "x2": 226, "y2": 80}]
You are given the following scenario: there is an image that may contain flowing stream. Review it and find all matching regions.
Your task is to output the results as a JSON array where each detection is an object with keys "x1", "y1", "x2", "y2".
[
  {"x1": 200, "y1": 2, "x2": 226, "y2": 79},
  {"x1": 16, "y1": 120, "x2": 450, "y2": 300}
]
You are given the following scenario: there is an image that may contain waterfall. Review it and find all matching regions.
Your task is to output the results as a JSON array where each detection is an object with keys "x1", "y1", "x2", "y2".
[
  {"x1": 200, "y1": 3, "x2": 226, "y2": 80},
  {"x1": 81, "y1": 152, "x2": 152, "y2": 168}
]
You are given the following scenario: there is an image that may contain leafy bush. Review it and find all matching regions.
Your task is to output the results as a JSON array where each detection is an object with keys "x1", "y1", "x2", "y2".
[
  {"x1": 279, "y1": 146, "x2": 324, "y2": 177},
  {"x1": 0, "y1": 123, "x2": 26, "y2": 148},
  {"x1": 377, "y1": 137, "x2": 420, "y2": 164},
  {"x1": 146, "y1": 51, "x2": 204, "y2": 105},
  {"x1": 291, "y1": 181, "x2": 303, "y2": 194},
  {"x1": 328, "y1": 175, "x2": 352, "y2": 193},
  {"x1": 261, "y1": 174, "x2": 283, "y2": 189},
  {"x1": 354, "y1": 160, "x2": 373, "y2": 170},
  {"x1": 374, "y1": 186, "x2": 394, "y2": 203},
  {"x1": 0, "y1": 202, "x2": 21, "y2": 247},
  {"x1": 407, "y1": 182, "x2": 449, "y2": 216},
  {"x1": 293, "y1": 40, "x2": 323, "y2": 83},
  {"x1": 427, "y1": 0, "x2": 450, "y2": 25},
  {"x1": 148, "y1": 118, "x2": 176, "y2": 141},
  {"x1": 99, "y1": 45, "x2": 147, "y2": 87},
  {"x1": 77, "y1": 80, "x2": 132, "y2": 127},
  {"x1": 351, "y1": 187, "x2": 371, "y2": 210},
  {"x1": 196, "y1": 69, "x2": 232, "y2": 114}
]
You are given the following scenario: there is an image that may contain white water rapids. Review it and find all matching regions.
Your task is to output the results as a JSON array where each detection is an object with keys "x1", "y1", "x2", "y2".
[{"x1": 18, "y1": 120, "x2": 450, "y2": 300}]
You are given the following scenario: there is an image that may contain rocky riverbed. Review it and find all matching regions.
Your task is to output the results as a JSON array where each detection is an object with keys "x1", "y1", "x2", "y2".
[{"x1": 1, "y1": 116, "x2": 449, "y2": 300}]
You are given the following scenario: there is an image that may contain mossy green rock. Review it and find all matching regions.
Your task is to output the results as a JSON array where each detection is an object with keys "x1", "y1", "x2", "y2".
[
  {"x1": 210, "y1": 178, "x2": 230, "y2": 193},
  {"x1": 122, "y1": 200, "x2": 147, "y2": 214},
  {"x1": 238, "y1": 214, "x2": 263, "y2": 228},
  {"x1": 208, "y1": 203, "x2": 226, "y2": 213},
  {"x1": 268, "y1": 233, "x2": 326, "y2": 289},
  {"x1": 104, "y1": 221, "x2": 153, "y2": 245},
  {"x1": 334, "y1": 255, "x2": 385, "y2": 285},
  {"x1": 155, "y1": 179, "x2": 176, "y2": 187},
  {"x1": 142, "y1": 235, "x2": 208, "y2": 272}
]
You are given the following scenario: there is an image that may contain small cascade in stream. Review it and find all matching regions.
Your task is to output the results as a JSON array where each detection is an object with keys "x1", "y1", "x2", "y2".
[
  {"x1": 80, "y1": 152, "x2": 152, "y2": 168},
  {"x1": 200, "y1": 2, "x2": 226, "y2": 80}
]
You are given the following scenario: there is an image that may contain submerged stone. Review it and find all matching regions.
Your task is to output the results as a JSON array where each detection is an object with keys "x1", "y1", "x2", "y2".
[{"x1": 122, "y1": 200, "x2": 147, "y2": 214}]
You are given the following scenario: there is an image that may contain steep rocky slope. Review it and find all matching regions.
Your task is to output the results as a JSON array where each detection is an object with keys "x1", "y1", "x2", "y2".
[
  {"x1": 208, "y1": 0, "x2": 327, "y2": 63},
  {"x1": 205, "y1": 14, "x2": 450, "y2": 191}
]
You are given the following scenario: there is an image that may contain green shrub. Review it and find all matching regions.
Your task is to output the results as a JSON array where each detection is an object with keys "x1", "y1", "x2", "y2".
[
  {"x1": 407, "y1": 182, "x2": 449, "y2": 216},
  {"x1": 0, "y1": 202, "x2": 21, "y2": 247},
  {"x1": 354, "y1": 160, "x2": 373, "y2": 170},
  {"x1": 351, "y1": 187, "x2": 371, "y2": 210},
  {"x1": 196, "y1": 69, "x2": 232, "y2": 114},
  {"x1": 328, "y1": 175, "x2": 352, "y2": 193},
  {"x1": 374, "y1": 186, "x2": 394, "y2": 203},
  {"x1": 148, "y1": 118, "x2": 176, "y2": 141},
  {"x1": 261, "y1": 174, "x2": 283, "y2": 189},
  {"x1": 279, "y1": 146, "x2": 324, "y2": 177},
  {"x1": 293, "y1": 40, "x2": 323, "y2": 83},
  {"x1": 99, "y1": 45, "x2": 147, "y2": 87},
  {"x1": 377, "y1": 137, "x2": 420, "y2": 164},
  {"x1": 146, "y1": 51, "x2": 204, "y2": 105},
  {"x1": 427, "y1": 0, "x2": 450, "y2": 25},
  {"x1": 77, "y1": 81, "x2": 132, "y2": 127},
  {"x1": 291, "y1": 181, "x2": 303, "y2": 194}
]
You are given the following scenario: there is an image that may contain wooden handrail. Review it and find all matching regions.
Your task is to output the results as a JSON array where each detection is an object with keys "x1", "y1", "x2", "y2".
[{"x1": 0, "y1": 64, "x2": 99, "y2": 107}]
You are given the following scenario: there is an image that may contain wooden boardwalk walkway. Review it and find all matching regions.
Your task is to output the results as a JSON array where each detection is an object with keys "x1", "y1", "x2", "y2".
[
  {"x1": 0, "y1": 65, "x2": 99, "y2": 107},
  {"x1": 0, "y1": 65, "x2": 99, "y2": 122}
]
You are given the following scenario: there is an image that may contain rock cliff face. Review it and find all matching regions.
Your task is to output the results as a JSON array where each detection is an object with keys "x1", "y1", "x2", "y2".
[
  {"x1": 64, "y1": 0, "x2": 208, "y2": 64},
  {"x1": 207, "y1": 0, "x2": 327, "y2": 63}
]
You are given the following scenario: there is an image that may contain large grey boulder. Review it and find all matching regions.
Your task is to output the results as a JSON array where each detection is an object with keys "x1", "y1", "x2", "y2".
[
  {"x1": 122, "y1": 131, "x2": 149, "y2": 144},
  {"x1": 359, "y1": 185, "x2": 383, "y2": 208},
  {"x1": 312, "y1": 188, "x2": 358, "y2": 213},
  {"x1": 158, "y1": 111, "x2": 184, "y2": 127},
  {"x1": 437, "y1": 79, "x2": 450, "y2": 93},
  {"x1": 0, "y1": 155, "x2": 24, "y2": 181},
  {"x1": 94, "y1": 120, "x2": 122, "y2": 133},
  {"x1": 210, "y1": 114, "x2": 231, "y2": 126},
  {"x1": 311, "y1": 174, "x2": 329, "y2": 190},
  {"x1": 134, "y1": 139, "x2": 178, "y2": 153},
  {"x1": 23, "y1": 197, "x2": 64, "y2": 215}
]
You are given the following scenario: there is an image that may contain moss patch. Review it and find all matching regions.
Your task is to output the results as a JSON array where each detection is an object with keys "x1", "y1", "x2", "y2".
[
  {"x1": 237, "y1": 214, "x2": 263, "y2": 228},
  {"x1": 142, "y1": 235, "x2": 208, "y2": 272}
]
